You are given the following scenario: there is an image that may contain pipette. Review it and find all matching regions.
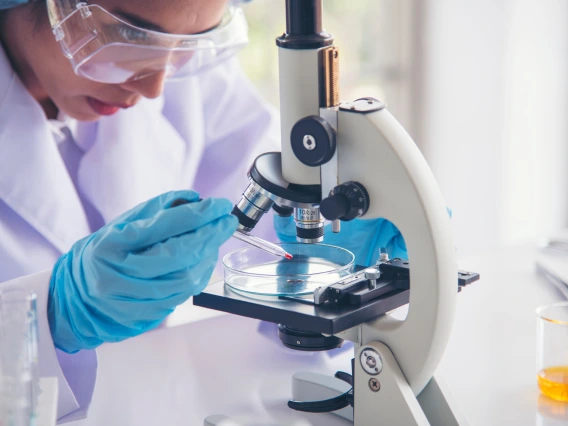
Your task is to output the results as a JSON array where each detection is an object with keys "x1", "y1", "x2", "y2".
[
  {"x1": 169, "y1": 198, "x2": 292, "y2": 259},
  {"x1": 233, "y1": 230, "x2": 293, "y2": 259}
]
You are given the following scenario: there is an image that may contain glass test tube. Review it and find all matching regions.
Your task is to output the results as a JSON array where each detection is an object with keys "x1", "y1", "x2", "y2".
[{"x1": 0, "y1": 289, "x2": 39, "y2": 426}]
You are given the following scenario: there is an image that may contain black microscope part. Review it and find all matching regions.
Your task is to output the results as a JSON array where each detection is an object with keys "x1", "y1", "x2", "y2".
[
  {"x1": 249, "y1": 152, "x2": 321, "y2": 204},
  {"x1": 319, "y1": 193, "x2": 350, "y2": 221},
  {"x1": 320, "y1": 181, "x2": 370, "y2": 221},
  {"x1": 379, "y1": 259, "x2": 479, "y2": 289},
  {"x1": 194, "y1": 275, "x2": 409, "y2": 336},
  {"x1": 288, "y1": 359, "x2": 355, "y2": 414},
  {"x1": 272, "y1": 203, "x2": 294, "y2": 217},
  {"x1": 334, "y1": 370, "x2": 353, "y2": 386},
  {"x1": 288, "y1": 389, "x2": 353, "y2": 413},
  {"x1": 278, "y1": 324, "x2": 344, "y2": 351},
  {"x1": 296, "y1": 226, "x2": 325, "y2": 241},
  {"x1": 231, "y1": 206, "x2": 258, "y2": 230},
  {"x1": 276, "y1": 0, "x2": 334, "y2": 50},
  {"x1": 290, "y1": 116, "x2": 337, "y2": 167},
  {"x1": 285, "y1": 0, "x2": 322, "y2": 35},
  {"x1": 193, "y1": 260, "x2": 480, "y2": 336}
]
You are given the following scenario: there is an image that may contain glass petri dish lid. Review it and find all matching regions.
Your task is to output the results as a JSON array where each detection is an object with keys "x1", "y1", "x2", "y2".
[{"x1": 223, "y1": 243, "x2": 355, "y2": 296}]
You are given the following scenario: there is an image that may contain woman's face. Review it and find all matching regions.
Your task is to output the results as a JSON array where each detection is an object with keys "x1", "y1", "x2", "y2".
[{"x1": 11, "y1": 0, "x2": 227, "y2": 121}]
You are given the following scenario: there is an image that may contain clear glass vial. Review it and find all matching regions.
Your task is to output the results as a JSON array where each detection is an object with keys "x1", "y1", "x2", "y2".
[{"x1": 536, "y1": 302, "x2": 568, "y2": 401}]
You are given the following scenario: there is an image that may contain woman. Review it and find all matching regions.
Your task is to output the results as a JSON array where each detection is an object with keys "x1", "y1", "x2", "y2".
[{"x1": 0, "y1": 0, "x2": 406, "y2": 422}]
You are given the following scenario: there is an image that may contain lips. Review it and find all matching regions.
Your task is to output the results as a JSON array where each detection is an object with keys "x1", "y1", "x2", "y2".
[{"x1": 86, "y1": 97, "x2": 134, "y2": 116}]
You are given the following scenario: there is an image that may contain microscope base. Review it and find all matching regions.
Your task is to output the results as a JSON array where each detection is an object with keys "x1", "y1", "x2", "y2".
[
  {"x1": 203, "y1": 343, "x2": 469, "y2": 426},
  {"x1": 353, "y1": 341, "x2": 469, "y2": 426},
  {"x1": 290, "y1": 362, "x2": 469, "y2": 426},
  {"x1": 417, "y1": 375, "x2": 470, "y2": 426}
]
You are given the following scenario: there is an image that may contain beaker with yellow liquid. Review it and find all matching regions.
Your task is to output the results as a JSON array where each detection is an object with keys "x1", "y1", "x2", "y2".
[{"x1": 537, "y1": 303, "x2": 568, "y2": 402}]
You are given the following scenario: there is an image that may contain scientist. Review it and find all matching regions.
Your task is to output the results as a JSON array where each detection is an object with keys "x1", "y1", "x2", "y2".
[{"x1": 0, "y1": 0, "x2": 407, "y2": 422}]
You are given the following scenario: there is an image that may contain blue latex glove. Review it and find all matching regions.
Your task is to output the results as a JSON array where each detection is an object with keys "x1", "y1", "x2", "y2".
[
  {"x1": 0, "y1": 0, "x2": 28, "y2": 10},
  {"x1": 48, "y1": 190, "x2": 238, "y2": 353},
  {"x1": 274, "y1": 215, "x2": 407, "y2": 267}
]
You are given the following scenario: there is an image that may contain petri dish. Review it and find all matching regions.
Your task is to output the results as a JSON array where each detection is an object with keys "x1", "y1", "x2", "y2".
[{"x1": 223, "y1": 243, "x2": 355, "y2": 296}]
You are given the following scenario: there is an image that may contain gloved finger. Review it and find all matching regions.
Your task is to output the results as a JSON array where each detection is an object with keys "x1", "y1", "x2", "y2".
[
  {"x1": 117, "y1": 215, "x2": 237, "y2": 278},
  {"x1": 108, "y1": 197, "x2": 234, "y2": 250},
  {"x1": 383, "y1": 221, "x2": 408, "y2": 260},
  {"x1": 94, "y1": 253, "x2": 219, "y2": 317},
  {"x1": 273, "y1": 214, "x2": 297, "y2": 242},
  {"x1": 112, "y1": 190, "x2": 200, "y2": 224},
  {"x1": 160, "y1": 251, "x2": 219, "y2": 298},
  {"x1": 322, "y1": 218, "x2": 393, "y2": 267}
]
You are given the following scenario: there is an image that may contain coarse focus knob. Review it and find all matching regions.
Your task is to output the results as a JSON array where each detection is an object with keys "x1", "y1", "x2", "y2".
[
  {"x1": 290, "y1": 116, "x2": 336, "y2": 166},
  {"x1": 320, "y1": 181, "x2": 370, "y2": 221}
]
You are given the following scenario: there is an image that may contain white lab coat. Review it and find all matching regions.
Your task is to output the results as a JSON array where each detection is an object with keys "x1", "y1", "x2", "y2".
[{"x1": 0, "y1": 43, "x2": 280, "y2": 422}]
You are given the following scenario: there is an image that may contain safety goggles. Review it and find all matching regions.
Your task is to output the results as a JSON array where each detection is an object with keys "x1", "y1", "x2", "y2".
[{"x1": 46, "y1": 0, "x2": 249, "y2": 84}]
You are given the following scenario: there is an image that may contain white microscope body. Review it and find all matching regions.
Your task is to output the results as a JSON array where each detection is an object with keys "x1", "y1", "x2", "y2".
[
  {"x1": 206, "y1": 1, "x2": 470, "y2": 424},
  {"x1": 279, "y1": 54, "x2": 465, "y2": 426}
]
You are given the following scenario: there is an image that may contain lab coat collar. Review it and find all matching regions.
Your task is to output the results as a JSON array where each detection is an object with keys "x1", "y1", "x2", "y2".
[
  {"x1": 75, "y1": 96, "x2": 194, "y2": 224},
  {"x1": 0, "y1": 47, "x2": 91, "y2": 254}
]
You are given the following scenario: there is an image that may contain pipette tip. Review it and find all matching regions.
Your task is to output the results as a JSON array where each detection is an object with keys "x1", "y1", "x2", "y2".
[{"x1": 285, "y1": 253, "x2": 293, "y2": 260}]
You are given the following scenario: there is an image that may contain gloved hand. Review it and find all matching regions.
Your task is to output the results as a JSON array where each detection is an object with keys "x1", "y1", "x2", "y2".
[
  {"x1": 48, "y1": 190, "x2": 237, "y2": 353},
  {"x1": 274, "y1": 215, "x2": 407, "y2": 267},
  {"x1": 0, "y1": 0, "x2": 29, "y2": 10}
]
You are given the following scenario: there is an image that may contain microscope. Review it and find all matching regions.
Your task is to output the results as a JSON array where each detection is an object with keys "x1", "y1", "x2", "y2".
[{"x1": 195, "y1": 1, "x2": 479, "y2": 424}]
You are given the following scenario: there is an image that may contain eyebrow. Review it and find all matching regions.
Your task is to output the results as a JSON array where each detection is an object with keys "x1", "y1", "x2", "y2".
[{"x1": 112, "y1": 9, "x2": 169, "y2": 33}]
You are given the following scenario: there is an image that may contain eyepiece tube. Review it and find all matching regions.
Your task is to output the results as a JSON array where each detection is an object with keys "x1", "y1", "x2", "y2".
[
  {"x1": 285, "y1": 0, "x2": 323, "y2": 36},
  {"x1": 232, "y1": 182, "x2": 274, "y2": 232}
]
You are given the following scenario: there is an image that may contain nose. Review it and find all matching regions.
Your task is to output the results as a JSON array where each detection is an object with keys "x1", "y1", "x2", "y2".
[{"x1": 119, "y1": 71, "x2": 167, "y2": 99}]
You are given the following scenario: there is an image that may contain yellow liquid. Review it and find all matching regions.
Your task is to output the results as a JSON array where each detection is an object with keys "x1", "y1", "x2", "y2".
[{"x1": 538, "y1": 366, "x2": 568, "y2": 401}]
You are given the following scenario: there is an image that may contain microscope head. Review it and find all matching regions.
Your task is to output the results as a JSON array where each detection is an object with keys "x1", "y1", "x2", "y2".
[
  {"x1": 231, "y1": 0, "x2": 372, "y2": 244},
  {"x1": 231, "y1": 152, "x2": 326, "y2": 243}
]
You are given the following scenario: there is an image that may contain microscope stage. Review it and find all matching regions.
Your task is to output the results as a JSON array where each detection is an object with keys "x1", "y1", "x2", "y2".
[{"x1": 193, "y1": 280, "x2": 409, "y2": 335}]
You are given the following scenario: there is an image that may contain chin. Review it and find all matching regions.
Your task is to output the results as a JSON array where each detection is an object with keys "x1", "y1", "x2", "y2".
[
  {"x1": 53, "y1": 97, "x2": 102, "y2": 121},
  {"x1": 62, "y1": 107, "x2": 102, "y2": 122}
]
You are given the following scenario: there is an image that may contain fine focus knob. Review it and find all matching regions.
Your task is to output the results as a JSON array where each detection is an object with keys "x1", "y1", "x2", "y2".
[{"x1": 320, "y1": 181, "x2": 370, "y2": 221}]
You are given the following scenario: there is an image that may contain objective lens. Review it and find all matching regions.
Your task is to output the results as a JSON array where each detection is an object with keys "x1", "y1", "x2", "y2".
[
  {"x1": 294, "y1": 208, "x2": 324, "y2": 243},
  {"x1": 232, "y1": 182, "x2": 274, "y2": 232}
]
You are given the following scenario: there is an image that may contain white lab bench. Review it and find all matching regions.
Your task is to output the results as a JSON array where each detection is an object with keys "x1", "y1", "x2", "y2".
[{"x1": 69, "y1": 245, "x2": 567, "y2": 426}]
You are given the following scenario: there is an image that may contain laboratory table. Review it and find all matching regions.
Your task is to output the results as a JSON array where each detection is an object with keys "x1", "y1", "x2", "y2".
[{"x1": 69, "y1": 245, "x2": 567, "y2": 426}]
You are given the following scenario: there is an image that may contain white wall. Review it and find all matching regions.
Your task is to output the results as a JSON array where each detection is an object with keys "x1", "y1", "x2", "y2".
[{"x1": 416, "y1": 0, "x2": 568, "y2": 253}]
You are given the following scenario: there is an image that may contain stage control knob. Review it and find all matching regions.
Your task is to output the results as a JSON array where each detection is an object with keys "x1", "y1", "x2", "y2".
[{"x1": 320, "y1": 181, "x2": 370, "y2": 221}]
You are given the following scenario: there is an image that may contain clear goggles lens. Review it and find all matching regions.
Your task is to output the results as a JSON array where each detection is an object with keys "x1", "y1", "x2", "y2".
[{"x1": 47, "y1": 2, "x2": 249, "y2": 84}]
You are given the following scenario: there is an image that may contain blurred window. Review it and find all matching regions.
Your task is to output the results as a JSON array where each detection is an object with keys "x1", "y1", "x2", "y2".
[{"x1": 238, "y1": 0, "x2": 416, "y2": 132}]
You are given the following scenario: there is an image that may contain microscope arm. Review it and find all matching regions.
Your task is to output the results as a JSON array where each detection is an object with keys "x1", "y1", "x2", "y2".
[{"x1": 333, "y1": 105, "x2": 457, "y2": 397}]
